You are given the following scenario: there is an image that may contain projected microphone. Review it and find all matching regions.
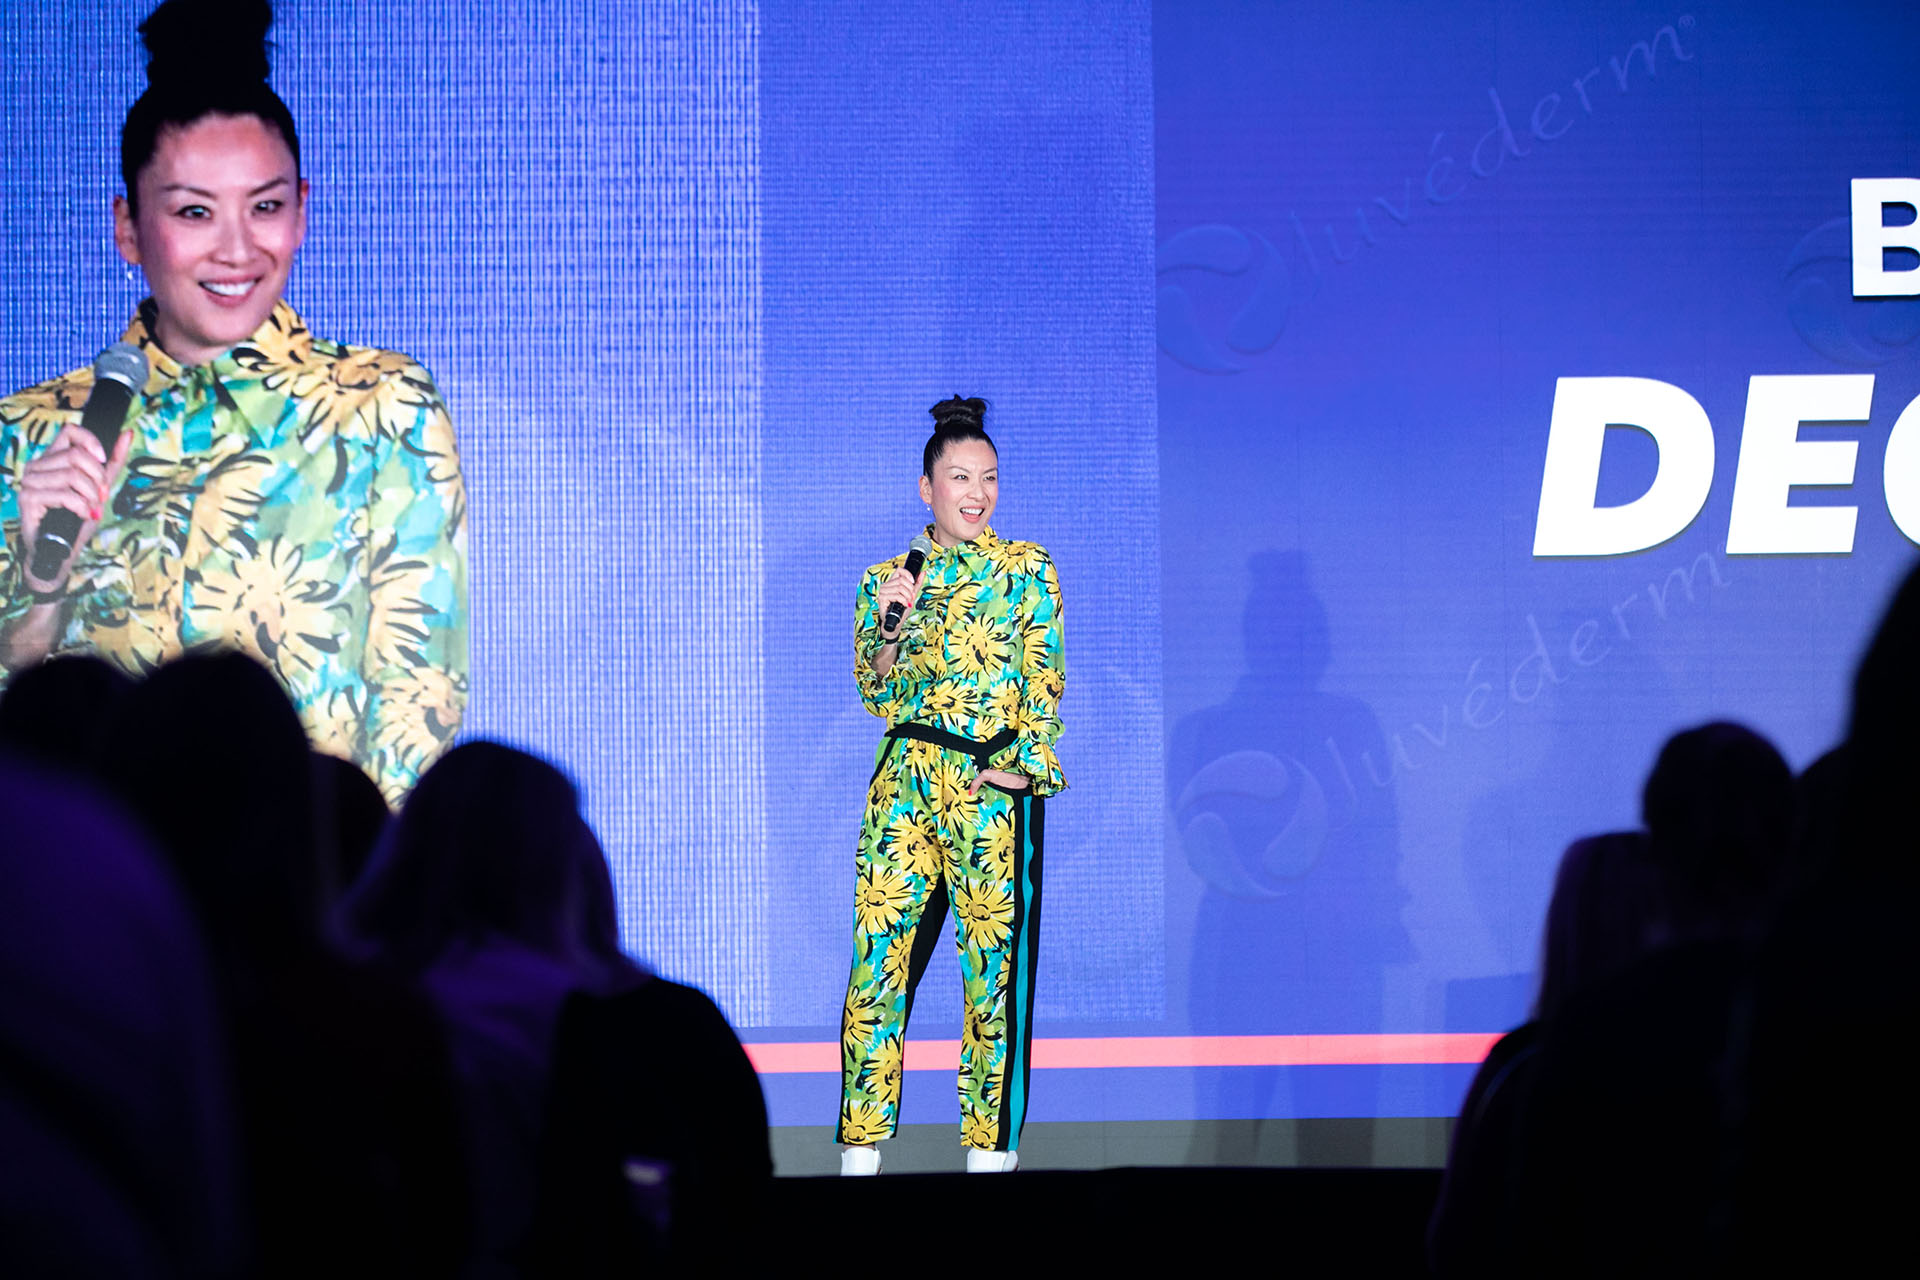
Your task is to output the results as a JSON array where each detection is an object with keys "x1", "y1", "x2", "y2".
[
  {"x1": 883, "y1": 534, "x2": 936, "y2": 634},
  {"x1": 28, "y1": 342, "x2": 147, "y2": 585}
]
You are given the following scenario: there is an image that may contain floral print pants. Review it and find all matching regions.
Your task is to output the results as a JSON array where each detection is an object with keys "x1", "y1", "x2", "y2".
[{"x1": 837, "y1": 723, "x2": 1044, "y2": 1151}]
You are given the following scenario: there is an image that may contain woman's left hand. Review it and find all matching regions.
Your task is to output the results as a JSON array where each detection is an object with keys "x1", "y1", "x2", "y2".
[{"x1": 969, "y1": 768, "x2": 1030, "y2": 796}]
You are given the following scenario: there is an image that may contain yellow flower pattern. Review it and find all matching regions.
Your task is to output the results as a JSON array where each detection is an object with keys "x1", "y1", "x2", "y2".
[
  {"x1": 854, "y1": 864, "x2": 916, "y2": 936},
  {"x1": 955, "y1": 878, "x2": 1015, "y2": 952},
  {"x1": 863, "y1": 1036, "x2": 905, "y2": 1098},
  {"x1": 0, "y1": 301, "x2": 466, "y2": 803},
  {"x1": 853, "y1": 525, "x2": 1065, "y2": 796},
  {"x1": 838, "y1": 524, "x2": 1058, "y2": 1155},
  {"x1": 931, "y1": 759, "x2": 978, "y2": 827},
  {"x1": 885, "y1": 810, "x2": 944, "y2": 881},
  {"x1": 978, "y1": 809, "x2": 1016, "y2": 883},
  {"x1": 838, "y1": 1102, "x2": 892, "y2": 1147}
]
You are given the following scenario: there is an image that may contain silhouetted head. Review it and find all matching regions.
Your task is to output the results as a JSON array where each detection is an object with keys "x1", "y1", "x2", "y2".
[
  {"x1": 310, "y1": 752, "x2": 390, "y2": 902},
  {"x1": 103, "y1": 650, "x2": 322, "y2": 967},
  {"x1": 1843, "y1": 560, "x2": 1920, "y2": 871},
  {"x1": 565, "y1": 821, "x2": 648, "y2": 990},
  {"x1": 1641, "y1": 721, "x2": 1794, "y2": 933},
  {"x1": 1790, "y1": 744, "x2": 1851, "y2": 890},
  {"x1": 1537, "y1": 831, "x2": 1665, "y2": 1015},
  {"x1": 1241, "y1": 550, "x2": 1331, "y2": 688},
  {"x1": 0, "y1": 655, "x2": 134, "y2": 777},
  {"x1": 346, "y1": 742, "x2": 606, "y2": 975}
]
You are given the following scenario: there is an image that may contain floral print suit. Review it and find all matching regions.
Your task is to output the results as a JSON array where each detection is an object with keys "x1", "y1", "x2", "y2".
[
  {"x1": 0, "y1": 301, "x2": 467, "y2": 803},
  {"x1": 838, "y1": 525, "x2": 1064, "y2": 1152}
]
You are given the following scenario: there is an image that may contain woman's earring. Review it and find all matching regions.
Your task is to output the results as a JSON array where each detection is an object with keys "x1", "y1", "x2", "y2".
[{"x1": 123, "y1": 262, "x2": 140, "y2": 288}]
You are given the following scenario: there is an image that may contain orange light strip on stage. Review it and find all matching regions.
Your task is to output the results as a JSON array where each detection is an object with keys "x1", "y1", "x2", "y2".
[{"x1": 743, "y1": 1033, "x2": 1502, "y2": 1074}]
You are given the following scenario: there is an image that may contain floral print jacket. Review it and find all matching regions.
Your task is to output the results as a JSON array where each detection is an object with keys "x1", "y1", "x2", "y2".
[
  {"x1": 854, "y1": 524, "x2": 1066, "y2": 796},
  {"x1": 0, "y1": 300, "x2": 467, "y2": 802}
]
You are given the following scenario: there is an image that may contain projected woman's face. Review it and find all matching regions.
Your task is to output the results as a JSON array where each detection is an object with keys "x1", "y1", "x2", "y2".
[
  {"x1": 920, "y1": 438, "x2": 998, "y2": 546},
  {"x1": 113, "y1": 113, "x2": 307, "y2": 367}
]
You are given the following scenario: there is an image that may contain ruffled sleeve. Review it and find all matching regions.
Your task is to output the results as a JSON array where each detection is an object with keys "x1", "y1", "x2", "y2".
[
  {"x1": 0, "y1": 420, "x2": 32, "y2": 644},
  {"x1": 853, "y1": 559, "x2": 907, "y2": 719},
  {"x1": 360, "y1": 364, "x2": 468, "y2": 803},
  {"x1": 988, "y1": 550, "x2": 1066, "y2": 795},
  {"x1": 0, "y1": 377, "x2": 83, "y2": 662}
]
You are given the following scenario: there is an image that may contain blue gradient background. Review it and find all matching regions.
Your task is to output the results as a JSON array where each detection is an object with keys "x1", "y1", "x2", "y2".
[{"x1": 2, "y1": 1, "x2": 1916, "y2": 1132}]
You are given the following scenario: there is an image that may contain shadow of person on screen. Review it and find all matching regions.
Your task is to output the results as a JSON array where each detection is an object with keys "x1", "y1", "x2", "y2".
[
  {"x1": 1450, "y1": 606, "x2": 1681, "y2": 1033},
  {"x1": 1167, "y1": 550, "x2": 1411, "y2": 1166}
]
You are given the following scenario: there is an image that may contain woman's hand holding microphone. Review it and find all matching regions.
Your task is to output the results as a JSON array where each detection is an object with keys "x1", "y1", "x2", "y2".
[
  {"x1": 16, "y1": 424, "x2": 131, "y2": 595},
  {"x1": 2, "y1": 425, "x2": 130, "y2": 670},
  {"x1": 869, "y1": 562, "x2": 925, "y2": 676}
]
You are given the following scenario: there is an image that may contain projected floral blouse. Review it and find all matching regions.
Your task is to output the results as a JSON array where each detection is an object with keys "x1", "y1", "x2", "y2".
[
  {"x1": 0, "y1": 300, "x2": 467, "y2": 803},
  {"x1": 854, "y1": 526, "x2": 1067, "y2": 796}
]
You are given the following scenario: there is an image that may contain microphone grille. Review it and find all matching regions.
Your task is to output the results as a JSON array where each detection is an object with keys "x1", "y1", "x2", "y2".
[
  {"x1": 908, "y1": 534, "x2": 936, "y2": 558},
  {"x1": 94, "y1": 342, "x2": 149, "y2": 393}
]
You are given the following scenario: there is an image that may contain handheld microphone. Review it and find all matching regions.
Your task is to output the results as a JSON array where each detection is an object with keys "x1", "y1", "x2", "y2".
[
  {"x1": 883, "y1": 534, "x2": 936, "y2": 633},
  {"x1": 28, "y1": 342, "x2": 147, "y2": 584}
]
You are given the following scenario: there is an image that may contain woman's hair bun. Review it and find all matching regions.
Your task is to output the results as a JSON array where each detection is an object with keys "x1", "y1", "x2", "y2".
[
  {"x1": 929, "y1": 395, "x2": 987, "y2": 434},
  {"x1": 139, "y1": 0, "x2": 276, "y2": 88}
]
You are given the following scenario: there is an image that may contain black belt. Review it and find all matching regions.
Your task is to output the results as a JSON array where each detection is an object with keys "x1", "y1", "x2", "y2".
[{"x1": 884, "y1": 722, "x2": 1017, "y2": 770}]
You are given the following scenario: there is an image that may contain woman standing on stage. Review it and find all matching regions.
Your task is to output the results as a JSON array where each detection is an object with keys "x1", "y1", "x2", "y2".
[
  {"x1": 0, "y1": 0, "x2": 466, "y2": 804},
  {"x1": 837, "y1": 396, "x2": 1066, "y2": 1175}
]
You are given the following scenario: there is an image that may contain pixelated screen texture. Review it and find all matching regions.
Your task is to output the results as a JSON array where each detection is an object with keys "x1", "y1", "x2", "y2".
[
  {"x1": 758, "y1": 0, "x2": 1166, "y2": 1026},
  {"x1": 1, "y1": 2, "x2": 773, "y2": 1020}
]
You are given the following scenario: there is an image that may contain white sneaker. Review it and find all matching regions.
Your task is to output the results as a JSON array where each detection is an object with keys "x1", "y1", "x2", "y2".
[
  {"x1": 965, "y1": 1148, "x2": 1019, "y2": 1173},
  {"x1": 840, "y1": 1146, "x2": 881, "y2": 1176}
]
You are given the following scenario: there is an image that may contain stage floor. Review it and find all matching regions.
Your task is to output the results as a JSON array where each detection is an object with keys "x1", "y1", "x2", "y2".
[{"x1": 771, "y1": 1117, "x2": 1455, "y2": 1176}]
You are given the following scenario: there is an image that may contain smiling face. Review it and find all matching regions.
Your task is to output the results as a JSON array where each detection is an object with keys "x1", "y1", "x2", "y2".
[
  {"x1": 919, "y1": 437, "x2": 999, "y2": 546},
  {"x1": 114, "y1": 113, "x2": 307, "y2": 367}
]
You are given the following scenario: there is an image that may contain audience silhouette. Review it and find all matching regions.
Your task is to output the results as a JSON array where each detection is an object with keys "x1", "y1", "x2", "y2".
[
  {"x1": 1434, "y1": 559, "x2": 1920, "y2": 1275},
  {"x1": 344, "y1": 741, "x2": 769, "y2": 1272},
  {"x1": 311, "y1": 748, "x2": 391, "y2": 908},
  {"x1": 1428, "y1": 829, "x2": 1663, "y2": 1273},
  {"x1": 2, "y1": 652, "x2": 770, "y2": 1275},
  {"x1": 0, "y1": 756, "x2": 244, "y2": 1277},
  {"x1": 522, "y1": 821, "x2": 773, "y2": 1273},
  {"x1": 1724, "y1": 565, "x2": 1920, "y2": 1271},
  {"x1": 0, "y1": 653, "x2": 132, "y2": 776},
  {"x1": 8, "y1": 562, "x2": 1920, "y2": 1274},
  {"x1": 102, "y1": 652, "x2": 470, "y2": 1277}
]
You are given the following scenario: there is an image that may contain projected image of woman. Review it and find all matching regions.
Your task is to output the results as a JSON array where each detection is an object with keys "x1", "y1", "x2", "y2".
[
  {"x1": 837, "y1": 396, "x2": 1066, "y2": 1175},
  {"x1": 0, "y1": 0, "x2": 466, "y2": 803}
]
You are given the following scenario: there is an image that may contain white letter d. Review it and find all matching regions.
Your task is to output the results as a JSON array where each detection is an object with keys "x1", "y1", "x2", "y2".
[{"x1": 1533, "y1": 377, "x2": 1715, "y2": 557}]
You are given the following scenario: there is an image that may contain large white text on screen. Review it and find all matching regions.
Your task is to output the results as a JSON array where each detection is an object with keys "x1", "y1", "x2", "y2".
[{"x1": 1533, "y1": 179, "x2": 1920, "y2": 558}]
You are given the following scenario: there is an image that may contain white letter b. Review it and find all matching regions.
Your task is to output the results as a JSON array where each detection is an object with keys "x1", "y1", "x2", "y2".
[{"x1": 1851, "y1": 178, "x2": 1920, "y2": 298}]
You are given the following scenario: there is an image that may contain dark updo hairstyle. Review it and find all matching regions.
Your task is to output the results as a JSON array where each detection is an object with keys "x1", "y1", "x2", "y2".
[
  {"x1": 121, "y1": 0, "x2": 300, "y2": 213},
  {"x1": 923, "y1": 395, "x2": 996, "y2": 476}
]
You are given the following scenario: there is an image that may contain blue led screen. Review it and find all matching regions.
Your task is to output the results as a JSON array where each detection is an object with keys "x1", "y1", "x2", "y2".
[{"x1": 3, "y1": 1, "x2": 1917, "y2": 1132}]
